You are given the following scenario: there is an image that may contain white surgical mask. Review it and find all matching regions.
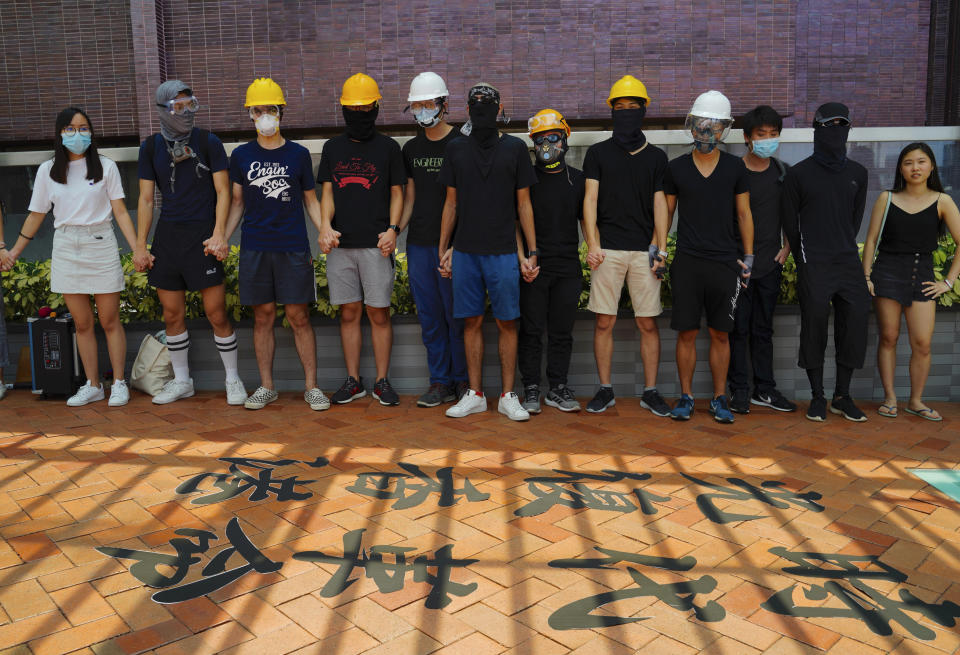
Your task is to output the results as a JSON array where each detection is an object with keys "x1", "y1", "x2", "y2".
[
  {"x1": 413, "y1": 107, "x2": 442, "y2": 128},
  {"x1": 255, "y1": 113, "x2": 279, "y2": 136}
]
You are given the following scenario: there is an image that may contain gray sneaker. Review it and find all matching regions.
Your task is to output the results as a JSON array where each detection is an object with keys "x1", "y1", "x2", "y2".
[
  {"x1": 244, "y1": 386, "x2": 278, "y2": 410},
  {"x1": 545, "y1": 385, "x2": 580, "y2": 412},
  {"x1": 521, "y1": 385, "x2": 541, "y2": 414}
]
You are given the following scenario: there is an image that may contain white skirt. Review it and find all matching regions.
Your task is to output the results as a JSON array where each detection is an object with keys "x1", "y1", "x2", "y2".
[{"x1": 51, "y1": 222, "x2": 125, "y2": 294}]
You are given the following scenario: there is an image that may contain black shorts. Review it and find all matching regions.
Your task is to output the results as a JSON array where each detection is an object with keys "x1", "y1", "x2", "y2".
[
  {"x1": 238, "y1": 249, "x2": 317, "y2": 306},
  {"x1": 872, "y1": 251, "x2": 935, "y2": 307},
  {"x1": 670, "y1": 252, "x2": 742, "y2": 332},
  {"x1": 148, "y1": 219, "x2": 225, "y2": 291}
]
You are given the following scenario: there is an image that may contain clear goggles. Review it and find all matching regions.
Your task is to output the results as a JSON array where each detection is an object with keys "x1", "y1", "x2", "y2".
[
  {"x1": 684, "y1": 114, "x2": 732, "y2": 142},
  {"x1": 405, "y1": 98, "x2": 442, "y2": 113},
  {"x1": 157, "y1": 96, "x2": 200, "y2": 115},
  {"x1": 528, "y1": 111, "x2": 568, "y2": 137},
  {"x1": 814, "y1": 115, "x2": 851, "y2": 128},
  {"x1": 249, "y1": 105, "x2": 281, "y2": 118},
  {"x1": 61, "y1": 126, "x2": 92, "y2": 137}
]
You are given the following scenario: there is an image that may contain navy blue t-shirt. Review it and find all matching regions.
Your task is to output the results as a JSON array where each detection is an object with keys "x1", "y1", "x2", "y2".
[
  {"x1": 229, "y1": 140, "x2": 315, "y2": 253},
  {"x1": 137, "y1": 128, "x2": 228, "y2": 223}
]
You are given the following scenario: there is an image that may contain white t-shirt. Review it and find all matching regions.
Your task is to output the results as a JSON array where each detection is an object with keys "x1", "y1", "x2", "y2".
[{"x1": 28, "y1": 156, "x2": 125, "y2": 228}]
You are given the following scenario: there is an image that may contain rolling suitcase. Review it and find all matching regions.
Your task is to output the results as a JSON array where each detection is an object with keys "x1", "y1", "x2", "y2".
[{"x1": 28, "y1": 315, "x2": 86, "y2": 397}]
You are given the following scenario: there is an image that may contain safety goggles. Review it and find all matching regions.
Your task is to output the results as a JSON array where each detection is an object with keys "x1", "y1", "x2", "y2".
[
  {"x1": 61, "y1": 126, "x2": 91, "y2": 137},
  {"x1": 532, "y1": 133, "x2": 563, "y2": 145},
  {"x1": 249, "y1": 105, "x2": 281, "y2": 118},
  {"x1": 814, "y1": 116, "x2": 851, "y2": 128},
  {"x1": 407, "y1": 99, "x2": 440, "y2": 112},
  {"x1": 157, "y1": 96, "x2": 200, "y2": 115},
  {"x1": 527, "y1": 111, "x2": 569, "y2": 136},
  {"x1": 685, "y1": 115, "x2": 732, "y2": 140}
]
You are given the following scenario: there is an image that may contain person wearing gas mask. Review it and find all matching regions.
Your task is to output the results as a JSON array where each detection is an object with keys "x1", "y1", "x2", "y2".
[
  {"x1": 518, "y1": 109, "x2": 585, "y2": 414},
  {"x1": 727, "y1": 105, "x2": 798, "y2": 415},
  {"x1": 133, "y1": 80, "x2": 246, "y2": 406},
  {"x1": 663, "y1": 90, "x2": 754, "y2": 424},
  {"x1": 5, "y1": 107, "x2": 139, "y2": 407},
  {"x1": 437, "y1": 83, "x2": 538, "y2": 421},
  {"x1": 398, "y1": 72, "x2": 468, "y2": 408},
  {"x1": 581, "y1": 75, "x2": 671, "y2": 416},
  {"x1": 222, "y1": 78, "x2": 329, "y2": 412},
  {"x1": 781, "y1": 103, "x2": 870, "y2": 422},
  {"x1": 317, "y1": 73, "x2": 406, "y2": 407}
]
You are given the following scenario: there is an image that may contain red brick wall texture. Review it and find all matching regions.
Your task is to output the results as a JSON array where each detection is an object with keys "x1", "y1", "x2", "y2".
[{"x1": 0, "y1": 0, "x2": 934, "y2": 144}]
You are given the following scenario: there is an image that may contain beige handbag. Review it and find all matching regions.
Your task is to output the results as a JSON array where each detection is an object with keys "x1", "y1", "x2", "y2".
[{"x1": 130, "y1": 331, "x2": 174, "y2": 396}]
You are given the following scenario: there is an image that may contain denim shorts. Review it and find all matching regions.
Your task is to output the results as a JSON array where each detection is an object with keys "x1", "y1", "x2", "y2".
[{"x1": 452, "y1": 250, "x2": 520, "y2": 320}]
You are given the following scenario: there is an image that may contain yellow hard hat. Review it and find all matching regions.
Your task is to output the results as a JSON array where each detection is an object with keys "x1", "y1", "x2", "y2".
[
  {"x1": 607, "y1": 75, "x2": 650, "y2": 107},
  {"x1": 340, "y1": 73, "x2": 382, "y2": 106},
  {"x1": 245, "y1": 78, "x2": 286, "y2": 107},
  {"x1": 528, "y1": 109, "x2": 570, "y2": 137}
]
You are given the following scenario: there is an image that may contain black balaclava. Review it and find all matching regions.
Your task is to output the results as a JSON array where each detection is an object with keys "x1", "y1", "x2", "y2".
[
  {"x1": 343, "y1": 104, "x2": 379, "y2": 141},
  {"x1": 466, "y1": 83, "x2": 502, "y2": 178},
  {"x1": 811, "y1": 102, "x2": 850, "y2": 172},
  {"x1": 611, "y1": 101, "x2": 647, "y2": 151}
]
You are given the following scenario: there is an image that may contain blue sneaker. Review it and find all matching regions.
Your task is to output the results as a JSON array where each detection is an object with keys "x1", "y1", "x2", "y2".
[
  {"x1": 709, "y1": 395, "x2": 735, "y2": 423},
  {"x1": 670, "y1": 394, "x2": 694, "y2": 420}
]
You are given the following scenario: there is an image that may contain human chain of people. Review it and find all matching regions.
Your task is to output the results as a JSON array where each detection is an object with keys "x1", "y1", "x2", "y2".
[{"x1": 1, "y1": 72, "x2": 958, "y2": 424}]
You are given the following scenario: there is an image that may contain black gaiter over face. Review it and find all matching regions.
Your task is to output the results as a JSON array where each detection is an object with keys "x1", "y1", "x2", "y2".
[
  {"x1": 468, "y1": 103, "x2": 500, "y2": 178},
  {"x1": 811, "y1": 125, "x2": 850, "y2": 172},
  {"x1": 612, "y1": 106, "x2": 647, "y2": 151},
  {"x1": 343, "y1": 105, "x2": 379, "y2": 141}
]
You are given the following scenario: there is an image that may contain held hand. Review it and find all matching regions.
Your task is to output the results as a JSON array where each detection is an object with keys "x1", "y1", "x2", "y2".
[
  {"x1": 0, "y1": 249, "x2": 14, "y2": 272},
  {"x1": 438, "y1": 248, "x2": 453, "y2": 278},
  {"x1": 737, "y1": 255, "x2": 754, "y2": 288},
  {"x1": 586, "y1": 247, "x2": 605, "y2": 270},
  {"x1": 774, "y1": 245, "x2": 790, "y2": 266},
  {"x1": 867, "y1": 278, "x2": 876, "y2": 297},
  {"x1": 376, "y1": 229, "x2": 397, "y2": 257},
  {"x1": 203, "y1": 233, "x2": 229, "y2": 261},
  {"x1": 521, "y1": 255, "x2": 540, "y2": 282},
  {"x1": 319, "y1": 228, "x2": 341, "y2": 254},
  {"x1": 922, "y1": 278, "x2": 953, "y2": 299},
  {"x1": 132, "y1": 246, "x2": 154, "y2": 272}
]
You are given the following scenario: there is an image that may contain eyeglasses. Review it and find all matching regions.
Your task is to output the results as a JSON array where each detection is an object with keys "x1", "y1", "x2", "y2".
[
  {"x1": 814, "y1": 116, "x2": 851, "y2": 128},
  {"x1": 249, "y1": 105, "x2": 280, "y2": 118},
  {"x1": 61, "y1": 126, "x2": 91, "y2": 137},
  {"x1": 532, "y1": 133, "x2": 563, "y2": 145},
  {"x1": 157, "y1": 96, "x2": 200, "y2": 115}
]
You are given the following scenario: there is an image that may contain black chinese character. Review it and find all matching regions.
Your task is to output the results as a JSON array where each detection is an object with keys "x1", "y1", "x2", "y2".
[
  {"x1": 176, "y1": 456, "x2": 329, "y2": 506},
  {"x1": 681, "y1": 473, "x2": 824, "y2": 524},
  {"x1": 345, "y1": 462, "x2": 489, "y2": 509},
  {"x1": 515, "y1": 469, "x2": 670, "y2": 518}
]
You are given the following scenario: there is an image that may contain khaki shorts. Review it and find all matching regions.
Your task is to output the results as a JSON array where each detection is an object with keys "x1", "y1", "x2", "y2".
[{"x1": 587, "y1": 249, "x2": 662, "y2": 317}]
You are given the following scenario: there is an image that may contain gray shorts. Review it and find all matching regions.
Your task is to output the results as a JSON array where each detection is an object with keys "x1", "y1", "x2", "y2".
[{"x1": 326, "y1": 248, "x2": 395, "y2": 308}]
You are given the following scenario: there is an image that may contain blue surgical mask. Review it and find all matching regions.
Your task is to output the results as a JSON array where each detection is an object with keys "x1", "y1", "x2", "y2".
[
  {"x1": 62, "y1": 132, "x2": 91, "y2": 155},
  {"x1": 750, "y1": 137, "x2": 780, "y2": 159},
  {"x1": 413, "y1": 107, "x2": 441, "y2": 128}
]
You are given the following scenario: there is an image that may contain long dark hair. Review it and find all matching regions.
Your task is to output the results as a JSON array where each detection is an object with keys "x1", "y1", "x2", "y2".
[
  {"x1": 891, "y1": 142, "x2": 943, "y2": 193},
  {"x1": 50, "y1": 107, "x2": 103, "y2": 184}
]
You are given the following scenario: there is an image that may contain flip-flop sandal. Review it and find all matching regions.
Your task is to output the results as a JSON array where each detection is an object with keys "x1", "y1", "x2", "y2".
[
  {"x1": 904, "y1": 407, "x2": 942, "y2": 422},
  {"x1": 878, "y1": 404, "x2": 898, "y2": 418}
]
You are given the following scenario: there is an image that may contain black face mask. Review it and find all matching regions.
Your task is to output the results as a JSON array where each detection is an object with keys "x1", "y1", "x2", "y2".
[
  {"x1": 812, "y1": 125, "x2": 850, "y2": 172},
  {"x1": 343, "y1": 105, "x2": 379, "y2": 141},
  {"x1": 612, "y1": 106, "x2": 647, "y2": 151},
  {"x1": 535, "y1": 138, "x2": 567, "y2": 172},
  {"x1": 467, "y1": 102, "x2": 501, "y2": 177}
]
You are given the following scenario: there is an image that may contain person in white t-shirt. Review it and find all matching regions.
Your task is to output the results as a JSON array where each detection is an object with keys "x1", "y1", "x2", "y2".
[{"x1": 2, "y1": 107, "x2": 139, "y2": 407}]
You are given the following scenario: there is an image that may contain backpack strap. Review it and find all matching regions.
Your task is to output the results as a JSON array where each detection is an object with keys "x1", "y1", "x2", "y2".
[
  {"x1": 192, "y1": 128, "x2": 211, "y2": 170},
  {"x1": 772, "y1": 157, "x2": 787, "y2": 183}
]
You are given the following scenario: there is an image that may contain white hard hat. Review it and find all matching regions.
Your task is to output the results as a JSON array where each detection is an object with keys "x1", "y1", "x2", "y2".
[
  {"x1": 689, "y1": 90, "x2": 732, "y2": 121},
  {"x1": 408, "y1": 72, "x2": 450, "y2": 102}
]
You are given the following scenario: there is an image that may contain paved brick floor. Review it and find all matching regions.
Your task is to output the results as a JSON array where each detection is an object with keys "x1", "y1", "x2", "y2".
[{"x1": 1, "y1": 390, "x2": 959, "y2": 654}]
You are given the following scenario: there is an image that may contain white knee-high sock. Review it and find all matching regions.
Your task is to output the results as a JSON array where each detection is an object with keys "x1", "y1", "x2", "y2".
[
  {"x1": 166, "y1": 331, "x2": 190, "y2": 382},
  {"x1": 215, "y1": 332, "x2": 240, "y2": 383}
]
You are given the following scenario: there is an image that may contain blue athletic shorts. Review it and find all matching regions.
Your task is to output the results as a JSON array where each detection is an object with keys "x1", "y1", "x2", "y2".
[{"x1": 452, "y1": 250, "x2": 520, "y2": 320}]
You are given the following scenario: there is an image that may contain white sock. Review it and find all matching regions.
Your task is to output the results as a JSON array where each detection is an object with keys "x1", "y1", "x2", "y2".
[
  {"x1": 215, "y1": 332, "x2": 240, "y2": 383},
  {"x1": 166, "y1": 331, "x2": 191, "y2": 382}
]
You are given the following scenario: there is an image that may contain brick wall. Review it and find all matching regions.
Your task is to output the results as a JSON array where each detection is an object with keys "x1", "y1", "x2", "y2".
[{"x1": 0, "y1": 0, "x2": 949, "y2": 145}]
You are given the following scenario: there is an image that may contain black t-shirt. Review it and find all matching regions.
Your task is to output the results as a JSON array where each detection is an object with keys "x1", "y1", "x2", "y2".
[
  {"x1": 402, "y1": 129, "x2": 457, "y2": 247},
  {"x1": 529, "y1": 166, "x2": 585, "y2": 277},
  {"x1": 437, "y1": 134, "x2": 538, "y2": 255},
  {"x1": 317, "y1": 133, "x2": 406, "y2": 249},
  {"x1": 742, "y1": 160, "x2": 788, "y2": 278},
  {"x1": 582, "y1": 138, "x2": 667, "y2": 251},
  {"x1": 664, "y1": 151, "x2": 749, "y2": 261},
  {"x1": 781, "y1": 157, "x2": 868, "y2": 265}
]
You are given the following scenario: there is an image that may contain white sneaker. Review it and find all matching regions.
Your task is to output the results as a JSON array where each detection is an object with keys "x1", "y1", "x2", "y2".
[
  {"x1": 225, "y1": 379, "x2": 247, "y2": 406},
  {"x1": 0, "y1": 384, "x2": 7, "y2": 401},
  {"x1": 67, "y1": 382, "x2": 105, "y2": 407},
  {"x1": 445, "y1": 389, "x2": 487, "y2": 418},
  {"x1": 108, "y1": 380, "x2": 130, "y2": 407},
  {"x1": 498, "y1": 391, "x2": 530, "y2": 421},
  {"x1": 244, "y1": 386, "x2": 279, "y2": 410},
  {"x1": 152, "y1": 378, "x2": 195, "y2": 405},
  {"x1": 305, "y1": 387, "x2": 330, "y2": 411}
]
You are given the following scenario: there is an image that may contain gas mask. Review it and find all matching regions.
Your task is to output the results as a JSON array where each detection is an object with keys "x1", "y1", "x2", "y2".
[
  {"x1": 685, "y1": 114, "x2": 731, "y2": 154},
  {"x1": 533, "y1": 132, "x2": 566, "y2": 171}
]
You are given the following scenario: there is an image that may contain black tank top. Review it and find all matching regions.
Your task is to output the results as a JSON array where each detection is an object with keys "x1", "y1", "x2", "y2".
[{"x1": 879, "y1": 195, "x2": 940, "y2": 254}]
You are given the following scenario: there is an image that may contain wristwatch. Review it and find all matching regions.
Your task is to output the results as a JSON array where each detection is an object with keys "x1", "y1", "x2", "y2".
[
  {"x1": 526, "y1": 249, "x2": 539, "y2": 258},
  {"x1": 388, "y1": 225, "x2": 400, "y2": 234}
]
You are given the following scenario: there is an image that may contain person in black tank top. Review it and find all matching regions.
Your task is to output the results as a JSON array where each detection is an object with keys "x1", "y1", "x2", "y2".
[{"x1": 862, "y1": 143, "x2": 960, "y2": 421}]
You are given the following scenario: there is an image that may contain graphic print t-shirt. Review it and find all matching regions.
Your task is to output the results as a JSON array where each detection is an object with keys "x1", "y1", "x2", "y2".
[
  {"x1": 317, "y1": 133, "x2": 406, "y2": 249},
  {"x1": 402, "y1": 129, "x2": 457, "y2": 247},
  {"x1": 229, "y1": 140, "x2": 315, "y2": 253}
]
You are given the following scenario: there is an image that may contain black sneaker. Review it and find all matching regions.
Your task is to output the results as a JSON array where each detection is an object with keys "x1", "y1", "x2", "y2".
[
  {"x1": 640, "y1": 388, "x2": 671, "y2": 417},
  {"x1": 729, "y1": 388, "x2": 751, "y2": 414},
  {"x1": 454, "y1": 380, "x2": 470, "y2": 401},
  {"x1": 521, "y1": 385, "x2": 542, "y2": 414},
  {"x1": 830, "y1": 395, "x2": 867, "y2": 422},
  {"x1": 332, "y1": 376, "x2": 366, "y2": 404},
  {"x1": 586, "y1": 387, "x2": 616, "y2": 413},
  {"x1": 373, "y1": 377, "x2": 400, "y2": 406},
  {"x1": 417, "y1": 382, "x2": 455, "y2": 408},
  {"x1": 806, "y1": 395, "x2": 827, "y2": 422},
  {"x1": 751, "y1": 388, "x2": 798, "y2": 412}
]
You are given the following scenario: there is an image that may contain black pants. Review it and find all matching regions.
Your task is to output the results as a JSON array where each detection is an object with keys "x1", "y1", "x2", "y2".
[
  {"x1": 519, "y1": 273, "x2": 582, "y2": 388},
  {"x1": 797, "y1": 258, "x2": 870, "y2": 370},
  {"x1": 729, "y1": 267, "x2": 781, "y2": 394}
]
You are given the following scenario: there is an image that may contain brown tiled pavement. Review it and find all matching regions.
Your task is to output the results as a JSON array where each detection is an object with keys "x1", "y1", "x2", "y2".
[{"x1": 0, "y1": 390, "x2": 959, "y2": 654}]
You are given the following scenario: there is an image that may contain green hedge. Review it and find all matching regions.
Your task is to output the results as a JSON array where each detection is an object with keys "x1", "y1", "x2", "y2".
[{"x1": 2, "y1": 235, "x2": 958, "y2": 323}]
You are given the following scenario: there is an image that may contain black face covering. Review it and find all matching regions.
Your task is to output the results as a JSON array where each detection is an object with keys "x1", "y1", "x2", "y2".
[
  {"x1": 811, "y1": 124, "x2": 850, "y2": 172},
  {"x1": 343, "y1": 105, "x2": 379, "y2": 141},
  {"x1": 468, "y1": 102, "x2": 500, "y2": 178},
  {"x1": 612, "y1": 106, "x2": 647, "y2": 151}
]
